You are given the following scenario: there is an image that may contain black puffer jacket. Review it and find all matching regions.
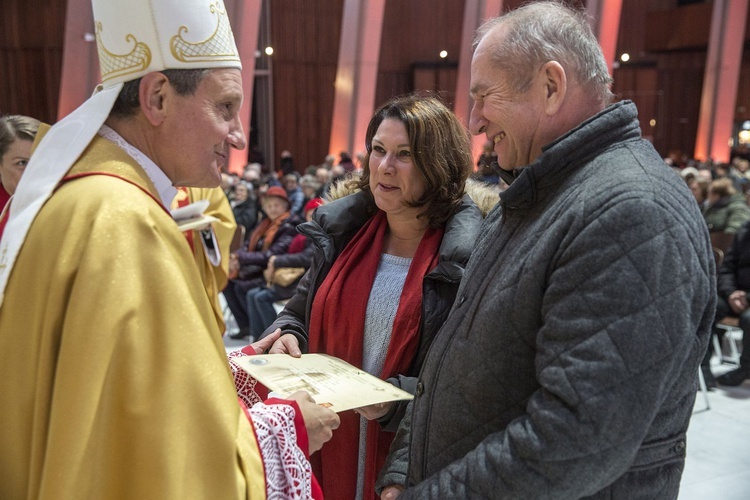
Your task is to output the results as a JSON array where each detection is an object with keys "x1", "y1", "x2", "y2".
[
  {"x1": 234, "y1": 214, "x2": 301, "y2": 285},
  {"x1": 378, "y1": 101, "x2": 715, "y2": 499},
  {"x1": 261, "y1": 186, "x2": 493, "y2": 428},
  {"x1": 717, "y1": 219, "x2": 750, "y2": 298}
]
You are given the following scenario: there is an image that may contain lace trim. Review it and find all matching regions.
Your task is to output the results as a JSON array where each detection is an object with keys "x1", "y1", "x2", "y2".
[
  {"x1": 228, "y1": 349, "x2": 262, "y2": 408},
  {"x1": 249, "y1": 402, "x2": 313, "y2": 499}
]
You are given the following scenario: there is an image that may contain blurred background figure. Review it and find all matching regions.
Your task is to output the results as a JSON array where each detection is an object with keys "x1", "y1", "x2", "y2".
[
  {"x1": 278, "y1": 150, "x2": 295, "y2": 177},
  {"x1": 688, "y1": 177, "x2": 710, "y2": 209},
  {"x1": 339, "y1": 151, "x2": 355, "y2": 174},
  {"x1": 704, "y1": 177, "x2": 750, "y2": 253},
  {"x1": 225, "y1": 186, "x2": 301, "y2": 340},
  {"x1": 476, "y1": 139, "x2": 499, "y2": 185},
  {"x1": 244, "y1": 197, "x2": 324, "y2": 341},
  {"x1": 283, "y1": 173, "x2": 305, "y2": 217},
  {"x1": 230, "y1": 182, "x2": 258, "y2": 238},
  {"x1": 299, "y1": 174, "x2": 322, "y2": 206},
  {"x1": 710, "y1": 218, "x2": 750, "y2": 387},
  {"x1": 0, "y1": 115, "x2": 41, "y2": 235}
]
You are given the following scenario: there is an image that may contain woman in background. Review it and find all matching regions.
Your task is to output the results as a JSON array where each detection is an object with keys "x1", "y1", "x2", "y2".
[{"x1": 0, "y1": 115, "x2": 41, "y2": 236}]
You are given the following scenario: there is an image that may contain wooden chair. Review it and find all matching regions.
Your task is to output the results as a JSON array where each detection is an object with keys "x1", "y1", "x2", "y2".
[
  {"x1": 710, "y1": 231, "x2": 734, "y2": 255},
  {"x1": 229, "y1": 225, "x2": 246, "y2": 253}
]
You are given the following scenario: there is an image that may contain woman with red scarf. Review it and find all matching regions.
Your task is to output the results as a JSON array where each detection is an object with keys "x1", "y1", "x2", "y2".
[{"x1": 258, "y1": 95, "x2": 496, "y2": 500}]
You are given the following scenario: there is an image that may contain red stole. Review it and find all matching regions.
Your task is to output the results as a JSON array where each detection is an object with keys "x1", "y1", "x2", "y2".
[{"x1": 308, "y1": 210, "x2": 444, "y2": 500}]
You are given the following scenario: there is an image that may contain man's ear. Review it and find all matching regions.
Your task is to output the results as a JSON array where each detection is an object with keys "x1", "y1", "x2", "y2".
[
  {"x1": 139, "y1": 72, "x2": 170, "y2": 126},
  {"x1": 539, "y1": 61, "x2": 566, "y2": 116}
]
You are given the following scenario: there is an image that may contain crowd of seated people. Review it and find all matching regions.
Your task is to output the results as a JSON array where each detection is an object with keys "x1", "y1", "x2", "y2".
[
  {"x1": 219, "y1": 148, "x2": 367, "y2": 341},
  {"x1": 677, "y1": 151, "x2": 750, "y2": 389},
  {"x1": 224, "y1": 185, "x2": 301, "y2": 340},
  {"x1": 243, "y1": 197, "x2": 323, "y2": 341}
]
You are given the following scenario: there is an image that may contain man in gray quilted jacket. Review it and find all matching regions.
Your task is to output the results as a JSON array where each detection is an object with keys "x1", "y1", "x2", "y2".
[{"x1": 377, "y1": 2, "x2": 715, "y2": 499}]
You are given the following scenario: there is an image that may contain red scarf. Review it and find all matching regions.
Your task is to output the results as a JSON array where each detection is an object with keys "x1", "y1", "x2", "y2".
[{"x1": 308, "y1": 210, "x2": 444, "y2": 500}]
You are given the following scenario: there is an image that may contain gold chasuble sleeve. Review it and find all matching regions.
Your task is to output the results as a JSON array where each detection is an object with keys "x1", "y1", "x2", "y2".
[
  {"x1": 182, "y1": 186, "x2": 237, "y2": 333},
  {"x1": 0, "y1": 137, "x2": 265, "y2": 499}
]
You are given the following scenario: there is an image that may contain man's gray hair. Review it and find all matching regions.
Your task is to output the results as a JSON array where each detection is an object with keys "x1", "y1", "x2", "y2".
[
  {"x1": 474, "y1": 1, "x2": 614, "y2": 105},
  {"x1": 110, "y1": 68, "x2": 210, "y2": 118}
]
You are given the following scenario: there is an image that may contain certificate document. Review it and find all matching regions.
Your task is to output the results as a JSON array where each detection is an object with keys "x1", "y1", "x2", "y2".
[{"x1": 233, "y1": 353, "x2": 413, "y2": 412}]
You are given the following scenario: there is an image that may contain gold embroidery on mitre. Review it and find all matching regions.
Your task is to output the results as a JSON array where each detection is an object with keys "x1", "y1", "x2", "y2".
[
  {"x1": 170, "y1": 2, "x2": 239, "y2": 63},
  {"x1": 95, "y1": 22, "x2": 152, "y2": 83}
]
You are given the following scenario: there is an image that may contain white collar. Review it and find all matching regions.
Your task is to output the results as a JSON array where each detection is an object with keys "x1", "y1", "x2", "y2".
[{"x1": 98, "y1": 125, "x2": 177, "y2": 207}]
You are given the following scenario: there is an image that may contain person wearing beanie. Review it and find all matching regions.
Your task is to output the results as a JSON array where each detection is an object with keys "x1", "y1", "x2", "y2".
[
  {"x1": 0, "y1": 0, "x2": 337, "y2": 497},
  {"x1": 225, "y1": 184, "x2": 301, "y2": 340}
]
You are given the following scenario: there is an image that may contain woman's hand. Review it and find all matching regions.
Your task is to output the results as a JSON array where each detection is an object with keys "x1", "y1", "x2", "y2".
[
  {"x1": 354, "y1": 401, "x2": 394, "y2": 420},
  {"x1": 247, "y1": 329, "x2": 281, "y2": 354},
  {"x1": 268, "y1": 330, "x2": 303, "y2": 357}
]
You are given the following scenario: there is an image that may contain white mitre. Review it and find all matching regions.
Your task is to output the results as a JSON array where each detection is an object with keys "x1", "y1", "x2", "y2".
[{"x1": 0, "y1": 0, "x2": 242, "y2": 305}]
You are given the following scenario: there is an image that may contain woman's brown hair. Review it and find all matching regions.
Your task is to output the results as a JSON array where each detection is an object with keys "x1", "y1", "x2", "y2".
[{"x1": 350, "y1": 93, "x2": 473, "y2": 228}]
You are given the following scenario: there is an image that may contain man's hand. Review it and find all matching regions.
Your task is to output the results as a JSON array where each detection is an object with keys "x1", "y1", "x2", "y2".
[
  {"x1": 248, "y1": 329, "x2": 281, "y2": 354},
  {"x1": 355, "y1": 401, "x2": 393, "y2": 421},
  {"x1": 381, "y1": 485, "x2": 404, "y2": 499},
  {"x1": 728, "y1": 290, "x2": 748, "y2": 314},
  {"x1": 286, "y1": 391, "x2": 340, "y2": 454},
  {"x1": 268, "y1": 330, "x2": 302, "y2": 357}
]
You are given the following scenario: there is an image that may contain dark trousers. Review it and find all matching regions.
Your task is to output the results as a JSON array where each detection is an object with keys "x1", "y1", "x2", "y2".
[
  {"x1": 246, "y1": 286, "x2": 282, "y2": 340},
  {"x1": 707, "y1": 296, "x2": 750, "y2": 368},
  {"x1": 223, "y1": 280, "x2": 251, "y2": 329}
]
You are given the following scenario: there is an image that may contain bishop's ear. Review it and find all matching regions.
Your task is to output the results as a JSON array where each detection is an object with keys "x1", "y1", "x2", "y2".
[
  {"x1": 139, "y1": 72, "x2": 170, "y2": 126},
  {"x1": 540, "y1": 61, "x2": 566, "y2": 116}
]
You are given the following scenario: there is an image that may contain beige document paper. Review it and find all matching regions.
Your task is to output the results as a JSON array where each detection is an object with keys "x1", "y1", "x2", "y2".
[{"x1": 233, "y1": 353, "x2": 413, "y2": 413}]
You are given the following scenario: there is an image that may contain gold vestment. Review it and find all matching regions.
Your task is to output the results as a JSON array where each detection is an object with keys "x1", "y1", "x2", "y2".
[{"x1": 0, "y1": 134, "x2": 265, "y2": 499}]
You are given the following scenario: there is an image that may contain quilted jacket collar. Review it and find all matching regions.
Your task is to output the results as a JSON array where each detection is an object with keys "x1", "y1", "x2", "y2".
[{"x1": 500, "y1": 100, "x2": 642, "y2": 210}]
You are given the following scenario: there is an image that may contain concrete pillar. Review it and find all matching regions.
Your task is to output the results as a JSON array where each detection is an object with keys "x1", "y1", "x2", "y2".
[
  {"x1": 57, "y1": 0, "x2": 98, "y2": 120},
  {"x1": 226, "y1": 0, "x2": 262, "y2": 172},
  {"x1": 328, "y1": 0, "x2": 386, "y2": 160},
  {"x1": 695, "y1": 0, "x2": 748, "y2": 163},
  {"x1": 454, "y1": 0, "x2": 504, "y2": 165},
  {"x1": 587, "y1": 0, "x2": 623, "y2": 77}
]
